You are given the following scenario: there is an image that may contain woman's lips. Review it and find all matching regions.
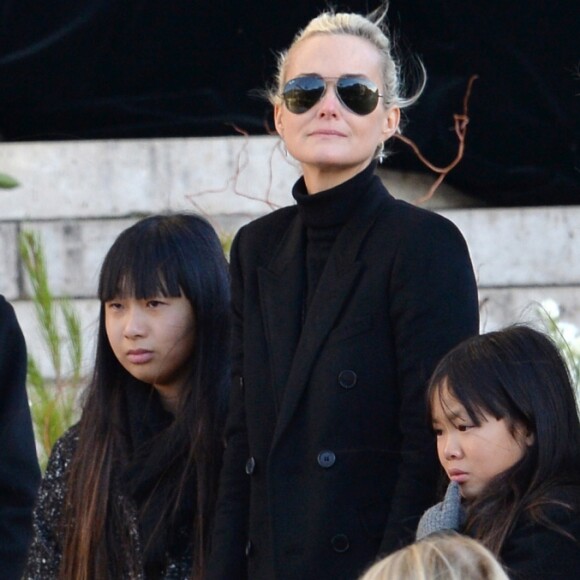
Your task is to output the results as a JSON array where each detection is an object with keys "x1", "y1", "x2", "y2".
[
  {"x1": 309, "y1": 129, "x2": 347, "y2": 137},
  {"x1": 127, "y1": 349, "x2": 153, "y2": 364}
]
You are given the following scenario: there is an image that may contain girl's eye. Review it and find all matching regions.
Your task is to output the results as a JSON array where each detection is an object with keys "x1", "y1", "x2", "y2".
[
  {"x1": 146, "y1": 299, "x2": 166, "y2": 308},
  {"x1": 433, "y1": 428, "x2": 443, "y2": 437},
  {"x1": 456, "y1": 424, "x2": 474, "y2": 432},
  {"x1": 107, "y1": 301, "x2": 123, "y2": 311}
]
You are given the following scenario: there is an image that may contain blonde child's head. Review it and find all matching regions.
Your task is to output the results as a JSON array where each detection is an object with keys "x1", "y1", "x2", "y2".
[{"x1": 359, "y1": 532, "x2": 509, "y2": 580}]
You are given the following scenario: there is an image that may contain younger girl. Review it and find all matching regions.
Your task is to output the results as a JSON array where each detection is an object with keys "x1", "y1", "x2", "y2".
[
  {"x1": 25, "y1": 213, "x2": 231, "y2": 579},
  {"x1": 417, "y1": 325, "x2": 580, "y2": 579}
]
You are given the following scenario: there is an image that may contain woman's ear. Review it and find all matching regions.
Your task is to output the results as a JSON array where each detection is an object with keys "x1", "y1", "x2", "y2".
[
  {"x1": 382, "y1": 106, "x2": 400, "y2": 140},
  {"x1": 274, "y1": 103, "x2": 284, "y2": 137}
]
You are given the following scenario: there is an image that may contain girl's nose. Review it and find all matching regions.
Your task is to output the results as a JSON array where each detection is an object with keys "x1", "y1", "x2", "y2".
[
  {"x1": 442, "y1": 434, "x2": 463, "y2": 461},
  {"x1": 124, "y1": 306, "x2": 146, "y2": 338}
]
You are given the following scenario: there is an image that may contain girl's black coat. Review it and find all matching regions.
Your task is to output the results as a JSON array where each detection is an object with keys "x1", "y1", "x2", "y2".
[
  {"x1": 208, "y1": 176, "x2": 480, "y2": 580},
  {"x1": 500, "y1": 486, "x2": 580, "y2": 580}
]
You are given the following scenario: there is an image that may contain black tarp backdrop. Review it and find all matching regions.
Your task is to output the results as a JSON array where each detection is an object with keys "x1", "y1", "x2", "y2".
[{"x1": 0, "y1": 1, "x2": 578, "y2": 205}]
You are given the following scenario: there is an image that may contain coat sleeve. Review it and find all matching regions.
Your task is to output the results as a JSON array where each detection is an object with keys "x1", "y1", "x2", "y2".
[
  {"x1": 206, "y1": 229, "x2": 250, "y2": 580},
  {"x1": 380, "y1": 212, "x2": 479, "y2": 553},
  {"x1": 23, "y1": 428, "x2": 77, "y2": 580},
  {"x1": 0, "y1": 296, "x2": 41, "y2": 580}
]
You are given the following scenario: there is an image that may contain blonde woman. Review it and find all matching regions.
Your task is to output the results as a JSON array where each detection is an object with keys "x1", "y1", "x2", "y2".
[{"x1": 208, "y1": 5, "x2": 479, "y2": 579}]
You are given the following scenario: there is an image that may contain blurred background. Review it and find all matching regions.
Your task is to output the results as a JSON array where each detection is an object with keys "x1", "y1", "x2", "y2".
[{"x1": 1, "y1": 0, "x2": 578, "y2": 206}]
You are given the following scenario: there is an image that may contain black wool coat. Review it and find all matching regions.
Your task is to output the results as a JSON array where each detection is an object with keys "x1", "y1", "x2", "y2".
[
  {"x1": 500, "y1": 485, "x2": 580, "y2": 580},
  {"x1": 0, "y1": 295, "x2": 41, "y2": 580},
  {"x1": 208, "y1": 174, "x2": 480, "y2": 580}
]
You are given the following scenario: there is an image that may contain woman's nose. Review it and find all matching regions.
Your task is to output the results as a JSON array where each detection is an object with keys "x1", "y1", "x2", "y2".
[{"x1": 317, "y1": 84, "x2": 340, "y2": 117}]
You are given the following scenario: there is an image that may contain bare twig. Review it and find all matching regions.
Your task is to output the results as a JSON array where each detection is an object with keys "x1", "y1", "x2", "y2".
[{"x1": 394, "y1": 74, "x2": 479, "y2": 204}]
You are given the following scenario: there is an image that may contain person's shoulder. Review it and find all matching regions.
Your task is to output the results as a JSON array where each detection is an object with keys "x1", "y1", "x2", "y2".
[
  {"x1": 372, "y1": 194, "x2": 469, "y2": 254},
  {"x1": 542, "y1": 484, "x2": 580, "y2": 525},
  {"x1": 240, "y1": 205, "x2": 297, "y2": 235},
  {"x1": 44, "y1": 424, "x2": 80, "y2": 476},
  {"x1": 233, "y1": 205, "x2": 298, "y2": 254},
  {"x1": 379, "y1": 194, "x2": 461, "y2": 231},
  {"x1": 0, "y1": 294, "x2": 20, "y2": 331},
  {"x1": 509, "y1": 484, "x2": 580, "y2": 549},
  {"x1": 0, "y1": 293, "x2": 9, "y2": 311},
  {"x1": 503, "y1": 488, "x2": 580, "y2": 579}
]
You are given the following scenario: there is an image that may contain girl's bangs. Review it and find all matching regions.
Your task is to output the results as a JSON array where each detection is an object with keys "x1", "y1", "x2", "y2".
[
  {"x1": 99, "y1": 235, "x2": 183, "y2": 301},
  {"x1": 431, "y1": 375, "x2": 488, "y2": 427}
]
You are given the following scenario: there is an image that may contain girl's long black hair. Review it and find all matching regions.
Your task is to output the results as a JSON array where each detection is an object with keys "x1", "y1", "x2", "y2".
[
  {"x1": 60, "y1": 213, "x2": 231, "y2": 579},
  {"x1": 427, "y1": 325, "x2": 580, "y2": 555}
]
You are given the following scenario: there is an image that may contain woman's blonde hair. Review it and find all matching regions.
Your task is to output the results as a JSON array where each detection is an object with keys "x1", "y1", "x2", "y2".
[
  {"x1": 359, "y1": 533, "x2": 509, "y2": 580},
  {"x1": 267, "y1": 4, "x2": 425, "y2": 113}
]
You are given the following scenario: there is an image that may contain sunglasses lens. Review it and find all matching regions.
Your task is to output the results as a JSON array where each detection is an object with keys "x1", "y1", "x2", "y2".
[
  {"x1": 336, "y1": 77, "x2": 380, "y2": 115},
  {"x1": 282, "y1": 77, "x2": 325, "y2": 113}
]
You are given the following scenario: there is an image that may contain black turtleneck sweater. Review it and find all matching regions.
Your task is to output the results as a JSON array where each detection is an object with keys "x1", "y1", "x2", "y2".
[{"x1": 292, "y1": 162, "x2": 378, "y2": 311}]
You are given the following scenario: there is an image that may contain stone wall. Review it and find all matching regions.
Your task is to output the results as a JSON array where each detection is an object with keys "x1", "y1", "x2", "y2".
[{"x1": 1, "y1": 136, "x2": 578, "y2": 376}]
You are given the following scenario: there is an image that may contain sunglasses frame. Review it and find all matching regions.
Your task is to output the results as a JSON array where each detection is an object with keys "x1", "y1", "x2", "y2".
[{"x1": 281, "y1": 74, "x2": 384, "y2": 116}]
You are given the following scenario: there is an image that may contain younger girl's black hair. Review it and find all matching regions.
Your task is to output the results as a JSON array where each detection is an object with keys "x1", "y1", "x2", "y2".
[
  {"x1": 427, "y1": 325, "x2": 580, "y2": 554},
  {"x1": 61, "y1": 213, "x2": 231, "y2": 579}
]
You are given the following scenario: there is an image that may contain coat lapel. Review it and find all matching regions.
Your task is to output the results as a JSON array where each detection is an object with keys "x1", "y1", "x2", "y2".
[
  {"x1": 272, "y1": 183, "x2": 390, "y2": 447},
  {"x1": 258, "y1": 216, "x2": 306, "y2": 412}
]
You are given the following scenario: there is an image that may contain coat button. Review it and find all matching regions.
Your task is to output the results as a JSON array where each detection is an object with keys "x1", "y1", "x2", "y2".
[
  {"x1": 245, "y1": 457, "x2": 256, "y2": 475},
  {"x1": 239, "y1": 375, "x2": 244, "y2": 389},
  {"x1": 331, "y1": 534, "x2": 350, "y2": 553},
  {"x1": 245, "y1": 540, "x2": 252, "y2": 557},
  {"x1": 317, "y1": 450, "x2": 336, "y2": 468},
  {"x1": 338, "y1": 370, "x2": 357, "y2": 389}
]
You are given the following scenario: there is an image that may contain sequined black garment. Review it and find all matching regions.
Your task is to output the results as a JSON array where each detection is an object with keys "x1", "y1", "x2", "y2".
[{"x1": 23, "y1": 426, "x2": 192, "y2": 579}]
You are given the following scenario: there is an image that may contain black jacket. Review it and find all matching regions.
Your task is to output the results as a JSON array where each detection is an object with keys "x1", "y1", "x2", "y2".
[
  {"x1": 0, "y1": 295, "x2": 41, "y2": 579},
  {"x1": 208, "y1": 171, "x2": 480, "y2": 580},
  {"x1": 501, "y1": 486, "x2": 580, "y2": 580}
]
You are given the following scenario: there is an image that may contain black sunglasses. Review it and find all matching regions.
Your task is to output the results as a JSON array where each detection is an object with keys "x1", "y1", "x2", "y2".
[{"x1": 281, "y1": 75, "x2": 383, "y2": 116}]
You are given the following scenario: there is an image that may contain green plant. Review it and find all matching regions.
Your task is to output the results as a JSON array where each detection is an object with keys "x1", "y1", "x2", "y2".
[
  {"x1": 220, "y1": 231, "x2": 234, "y2": 259},
  {"x1": 0, "y1": 173, "x2": 19, "y2": 188},
  {"x1": 536, "y1": 299, "x2": 580, "y2": 402},
  {"x1": 20, "y1": 230, "x2": 85, "y2": 469}
]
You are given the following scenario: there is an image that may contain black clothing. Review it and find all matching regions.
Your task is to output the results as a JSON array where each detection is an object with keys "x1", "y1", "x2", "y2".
[
  {"x1": 24, "y1": 387, "x2": 195, "y2": 579},
  {"x1": 501, "y1": 486, "x2": 580, "y2": 580},
  {"x1": 418, "y1": 481, "x2": 580, "y2": 579},
  {"x1": 208, "y1": 167, "x2": 480, "y2": 579},
  {"x1": 0, "y1": 295, "x2": 41, "y2": 580}
]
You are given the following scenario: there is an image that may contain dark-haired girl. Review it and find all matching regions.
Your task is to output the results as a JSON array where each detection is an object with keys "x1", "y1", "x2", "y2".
[
  {"x1": 417, "y1": 325, "x2": 580, "y2": 579},
  {"x1": 24, "y1": 214, "x2": 231, "y2": 579}
]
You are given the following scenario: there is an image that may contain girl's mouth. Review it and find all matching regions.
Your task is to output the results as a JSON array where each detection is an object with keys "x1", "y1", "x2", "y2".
[
  {"x1": 448, "y1": 469, "x2": 468, "y2": 483},
  {"x1": 127, "y1": 349, "x2": 153, "y2": 364}
]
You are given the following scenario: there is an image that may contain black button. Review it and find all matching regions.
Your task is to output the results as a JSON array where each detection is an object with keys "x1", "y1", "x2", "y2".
[
  {"x1": 317, "y1": 450, "x2": 336, "y2": 468},
  {"x1": 338, "y1": 370, "x2": 357, "y2": 389},
  {"x1": 245, "y1": 457, "x2": 256, "y2": 475},
  {"x1": 245, "y1": 540, "x2": 252, "y2": 557},
  {"x1": 239, "y1": 376, "x2": 244, "y2": 389},
  {"x1": 331, "y1": 534, "x2": 350, "y2": 553}
]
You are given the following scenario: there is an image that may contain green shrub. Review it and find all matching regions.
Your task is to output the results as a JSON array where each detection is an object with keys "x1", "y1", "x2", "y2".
[
  {"x1": 20, "y1": 231, "x2": 85, "y2": 470},
  {"x1": 0, "y1": 173, "x2": 19, "y2": 188},
  {"x1": 537, "y1": 299, "x2": 580, "y2": 407}
]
